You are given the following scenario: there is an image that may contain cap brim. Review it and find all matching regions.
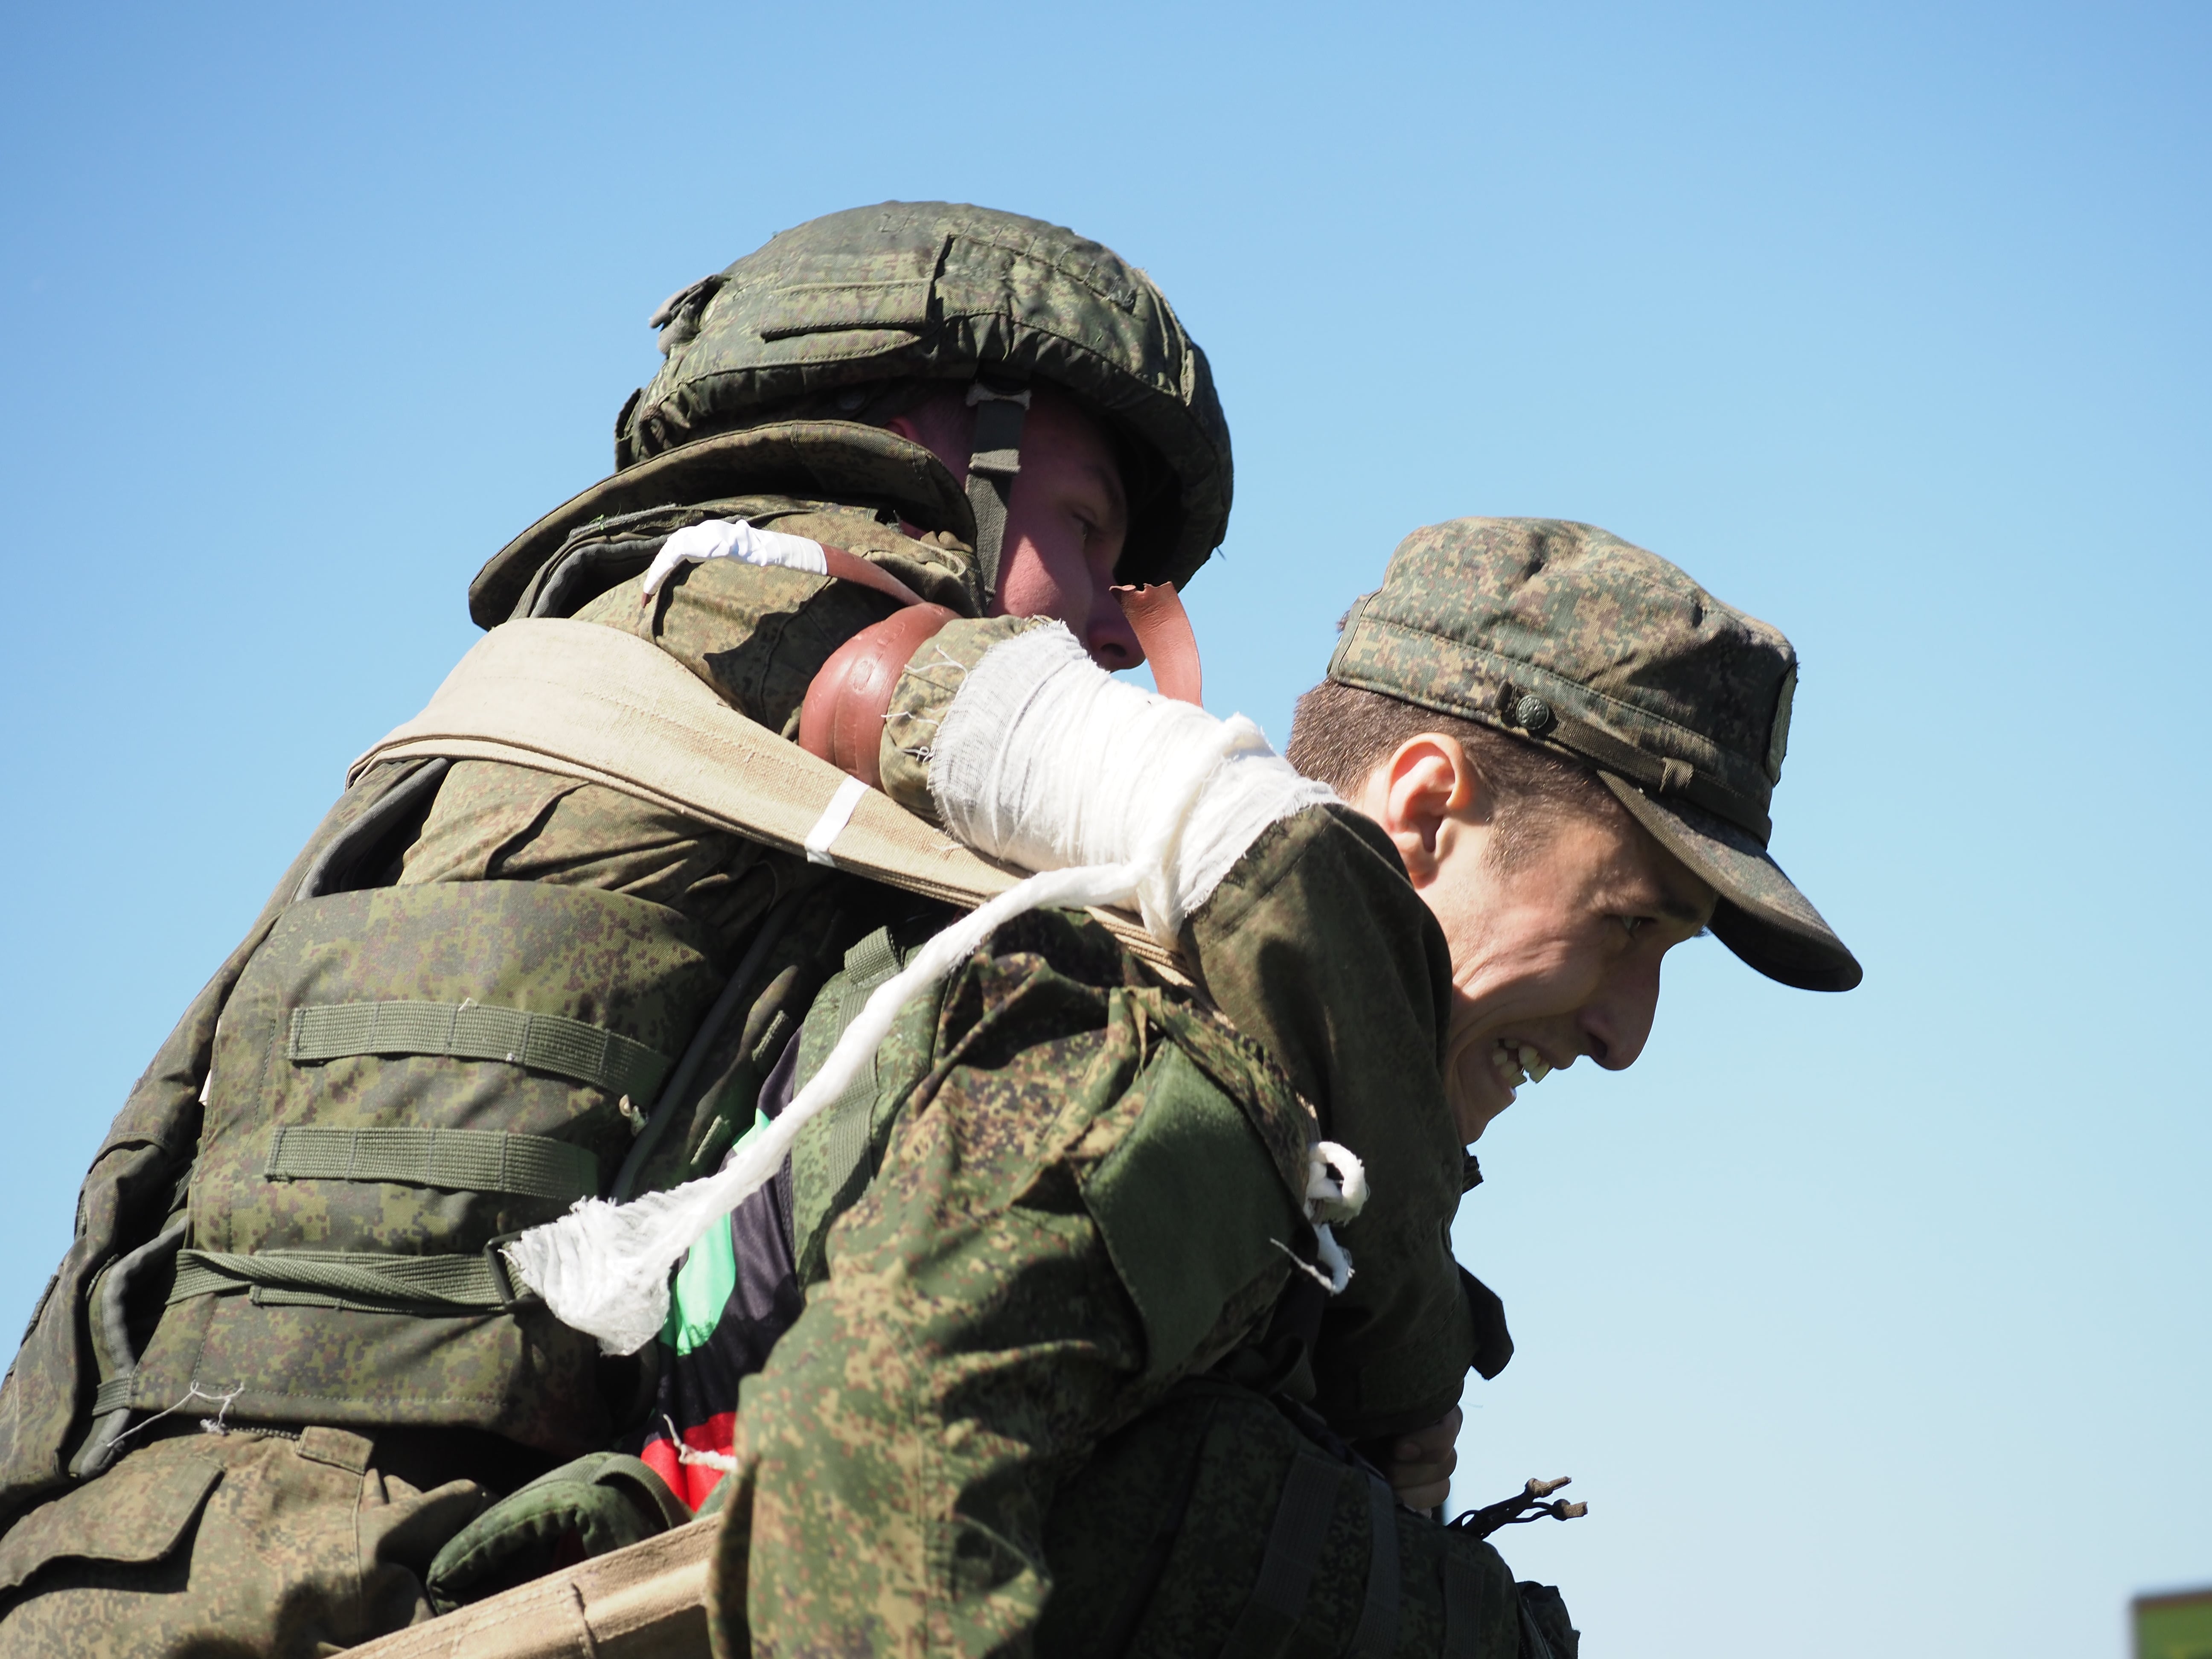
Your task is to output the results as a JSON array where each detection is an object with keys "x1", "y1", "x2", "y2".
[{"x1": 1598, "y1": 776, "x2": 1863, "y2": 992}]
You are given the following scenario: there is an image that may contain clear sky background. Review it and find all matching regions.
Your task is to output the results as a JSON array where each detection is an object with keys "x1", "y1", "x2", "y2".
[{"x1": 2, "y1": 4, "x2": 2204, "y2": 1654}]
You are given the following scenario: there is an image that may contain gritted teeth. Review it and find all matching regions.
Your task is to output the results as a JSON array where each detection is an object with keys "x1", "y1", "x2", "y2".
[{"x1": 1491, "y1": 1039, "x2": 1555, "y2": 1089}]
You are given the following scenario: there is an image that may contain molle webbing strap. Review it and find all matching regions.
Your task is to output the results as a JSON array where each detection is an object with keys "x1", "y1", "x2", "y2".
[
  {"x1": 264, "y1": 1126, "x2": 600, "y2": 1203},
  {"x1": 1348, "y1": 1472, "x2": 1403, "y2": 1657},
  {"x1": 1442, "y1": 1537, "x2": 1493, "y2": 1659},
  {"x1": 168, "y1": 1248, "x2": 526, "y2": 1315},
  {"x1": 1216, "y1": 1445, "x2": 1346, "y2": 1659},
  {"x1": 287, "y1": 1001, "x2": 671, "y2": 1103},
  {"x1": 815, "y1": 928, "x2": 903, "y2": 1198},
  {"x1": 964, "y1": 381, "x2": 1030, "y2": 604}
]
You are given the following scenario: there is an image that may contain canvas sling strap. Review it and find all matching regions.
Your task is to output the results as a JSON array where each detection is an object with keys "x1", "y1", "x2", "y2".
[{"x1": 348, "y1": 618, "x2": 1184, "y2": 974}]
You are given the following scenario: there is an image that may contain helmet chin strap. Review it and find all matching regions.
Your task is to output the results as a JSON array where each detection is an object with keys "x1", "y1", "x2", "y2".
[{"x1": 963, "y1": 378, "x2": 1030, "y2": 606}]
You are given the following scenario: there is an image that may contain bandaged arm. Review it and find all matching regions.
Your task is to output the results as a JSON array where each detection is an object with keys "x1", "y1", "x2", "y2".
[{"x1": 879, "y1": 619, "x2": 1480, "y2": 1437}]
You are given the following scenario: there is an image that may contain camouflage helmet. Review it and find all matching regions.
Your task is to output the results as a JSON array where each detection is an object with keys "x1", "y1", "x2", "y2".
[{"x1": 617, "y1": 201, "x2": 1232, "y2": 601}]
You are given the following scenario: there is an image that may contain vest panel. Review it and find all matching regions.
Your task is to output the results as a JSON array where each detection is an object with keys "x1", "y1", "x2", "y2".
[{"x1": 128, "y1": 880, "x2": 724, "y2": 1453}]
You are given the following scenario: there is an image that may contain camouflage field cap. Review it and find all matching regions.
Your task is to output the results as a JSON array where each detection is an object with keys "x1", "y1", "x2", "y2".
[
  {"x1": 1328, "y1": 518, "x2": 1861, "y2": 992},
  {"x1": 617, "y1": 201, "x2": 1231, "y2": 594}
]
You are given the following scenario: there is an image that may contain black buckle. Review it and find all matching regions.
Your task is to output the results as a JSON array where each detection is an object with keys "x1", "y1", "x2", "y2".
[{"x1": 481, "y1": 1232, "x2": 541, "y2": 1312}]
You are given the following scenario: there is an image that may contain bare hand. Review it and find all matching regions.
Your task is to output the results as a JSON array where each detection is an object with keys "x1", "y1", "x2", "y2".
[{"x1": 1379, "y1": 1406, "x2": 1461, "y2": 1510}]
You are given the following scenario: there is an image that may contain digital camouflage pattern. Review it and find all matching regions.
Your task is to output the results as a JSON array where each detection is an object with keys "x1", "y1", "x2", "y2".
[
  {"x1": 0, "y1": 404, "x2": 1526, "y2": 1650},
  {"x1": 128, "y1": 878, "x2": 726, "y2": 1452},
  {"x1": 705, "y1": 908, "x2": 1320, "y2": 1657},
  {"x1": 0, "y1": 1426, "x2": 490, "y2": 1657},
  {"x1": 881, "y1": 620, "x2": 1491, "y2": 1433},
  {"x1": 620, "y1": 202, "x2": 1232, "y2": 592},
  {"x1": 473, "y1": 421, "x2": 980, "y2": 626},
  {"x1": 0, "y1": 759, "x2": 440, "y2": 1528},
  {"x1": 1330, "y1": 517, "x2": 1862, "y2": 991}
]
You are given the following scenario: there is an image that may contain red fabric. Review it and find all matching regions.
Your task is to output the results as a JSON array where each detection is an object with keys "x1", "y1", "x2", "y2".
[{"x1": 640, "y1": 1409, "x2": 739, "y2": 1512}]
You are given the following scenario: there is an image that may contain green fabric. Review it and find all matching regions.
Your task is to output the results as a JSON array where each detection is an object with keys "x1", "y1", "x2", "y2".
[
  {"x1": 788, "y1": 925, "x2": 919, "y2": 1286},
  {"x1": 262, "y1": 1126, "x2": 599, "y2": 1202},
  {"x1": 0, "y1": 1428, "x2": 491, "y2": 1655},
  {"x1": 714, "y1": 910, "x2": 1314, "y2": 1657},
  {"x1": 0, "y1": 758, "x2": 437, "y2": 1531},
  {"x1": 1033, "y1": 1379, "x2": 1528, "y2": 1659},
  {"x1": 288, "y1": 1001, "x2": 672, "y2": 1103},
  {"x1": 1081, "y1": 1045, "x2": 1304, "y2": 1388},
  {"x1": 661, "y1": 1111, "x2": 765, "y2": 1357},
  {"x1": 1348, "y1": 1471, "x2": 1403, "y2": 1658},
  {"x1": 128, "y1": 879, "x2": 723, "y2": 1452},
  {"x1": 1187, "y1": 808, "x2": 1479, "y2": 1437},
  {"x1": 1325, "y1": 516, "x2": 1859, "y2": 991},
  {"x1": 608, "y1": 202, "x2": 1233, "y2": 595},
  {"x1": 425, "y1": 1452, "x2": 688, "y2": 1614},
  {"x1": 1213, "y1": 1445, "x2": 1345, "y2": 1659},
  {"x1": 168, "y1": 1248, "x2": 521, "y2": 1314},
  {"x1": 879, "y1": 624, "x2": 1487, "y2": 1435}
]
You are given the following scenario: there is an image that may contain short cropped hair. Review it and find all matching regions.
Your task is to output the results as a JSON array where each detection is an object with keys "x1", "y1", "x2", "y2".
[{"x1": 1284, "y1": 679, "x2": 1624, "y2": 862}]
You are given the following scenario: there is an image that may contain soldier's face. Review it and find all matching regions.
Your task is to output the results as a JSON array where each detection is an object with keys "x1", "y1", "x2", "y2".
[
  {"x1": 887, "y1": 390, "x2": 1144, "y2": 669},
  {"x1": 1353, "y1": 736, "x2": 1717, "y2": 1144}
]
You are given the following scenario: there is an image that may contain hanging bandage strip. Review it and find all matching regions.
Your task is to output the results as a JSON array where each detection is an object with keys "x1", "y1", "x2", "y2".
[{"x1": 500, "y1": 620, "x2": 1343, "y2": 1356}]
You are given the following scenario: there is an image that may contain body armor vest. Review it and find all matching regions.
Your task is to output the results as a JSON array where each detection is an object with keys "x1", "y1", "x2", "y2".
[{"x1": 122, "y1": 876, "x2": 723, "y2": 1452}]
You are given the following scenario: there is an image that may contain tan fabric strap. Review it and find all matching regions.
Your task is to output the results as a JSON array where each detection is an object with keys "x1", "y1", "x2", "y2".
[
  {"x1": 343, "y1": 1511, "x2": 720, "y2": 1657},
  {"x1": 350, "y1": 620, "x2": 1180, "y2": 971}
]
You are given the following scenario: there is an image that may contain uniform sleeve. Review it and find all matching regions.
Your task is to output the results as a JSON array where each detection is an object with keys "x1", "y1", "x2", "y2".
[
  {"x1": 724, "y1": 918, "x2": 1304, "y2": 1659},
  {"x1": 873, "y1": 623, "x2": 1483, "y2": 1438},
  {"x1": 1190, "y1": 804, "x2": 1479, "y2": 1438}
]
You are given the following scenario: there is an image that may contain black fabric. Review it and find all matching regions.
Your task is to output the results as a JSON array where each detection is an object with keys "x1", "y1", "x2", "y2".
[{"x1": 628, "y1": 1029, "x2": 804, "y2": 1470}]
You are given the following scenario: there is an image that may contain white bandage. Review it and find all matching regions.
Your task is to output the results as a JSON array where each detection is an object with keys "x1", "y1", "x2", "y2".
[
  {"x1": 639, "y1": 519, "x2": 828, "y2": 600},
  {"x1": 506, "y1": 623, "x2": 1345, "y2": 1354},
  {"x1": 931, "y1": 625, "x2": 1336, "y2": 940}
]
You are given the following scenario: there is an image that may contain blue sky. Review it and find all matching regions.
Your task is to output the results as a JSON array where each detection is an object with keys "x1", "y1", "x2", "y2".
[{"x1": 2, "y1": 4, "x2": 2204, "y2": 1653}]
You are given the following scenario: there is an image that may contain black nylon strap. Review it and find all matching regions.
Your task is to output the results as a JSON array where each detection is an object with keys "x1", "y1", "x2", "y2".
[
  {"x1": 1348, "y1": 1472, "x2": 1402, "y2": 1657},
  {"x1": 964, "y1": 384, "x2": 1029, "y2": 605},
  {"x1": 1442, "y1": 1537, "x2": 1490, "y2": 1659},
  {"x1": 1518, "y1": 1593, "x2": 1560, "y2": 1659},
  {"x1": 1217, "y1": 1445, "x2": 1345, "y2": 1659}
]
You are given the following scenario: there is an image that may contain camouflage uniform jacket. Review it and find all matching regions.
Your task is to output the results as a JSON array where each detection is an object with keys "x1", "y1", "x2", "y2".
[{"x1": 0, "y1": 455, "x2": 1481, "y2": 1579}]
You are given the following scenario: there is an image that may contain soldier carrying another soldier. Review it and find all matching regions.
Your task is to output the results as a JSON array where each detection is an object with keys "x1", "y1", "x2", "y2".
[{"x1": 0, "y1": 201, "x2": 1857, "y2": 1657}]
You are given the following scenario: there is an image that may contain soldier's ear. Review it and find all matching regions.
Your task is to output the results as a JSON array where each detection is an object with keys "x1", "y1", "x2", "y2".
[{"x1": 1366, "y1": 735, "x2": 1473, "y2": 887}]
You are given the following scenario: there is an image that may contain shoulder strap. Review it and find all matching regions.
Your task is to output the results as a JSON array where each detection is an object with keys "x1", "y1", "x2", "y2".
[{"x1": 350, "y1": 620, "x2": 1181, "y2": 972}]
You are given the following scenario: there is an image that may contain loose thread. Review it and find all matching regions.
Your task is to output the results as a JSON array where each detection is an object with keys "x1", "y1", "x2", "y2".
[{"x1": 107, "y1": 1381, "x2": 244, "y2": 1453}]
